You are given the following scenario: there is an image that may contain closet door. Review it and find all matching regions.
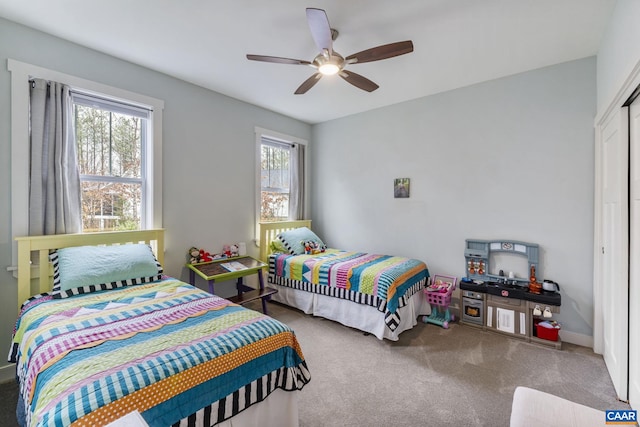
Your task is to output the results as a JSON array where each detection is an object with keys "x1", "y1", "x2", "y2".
[
  {"x1": 599, "y1": 107, "x2": 629, "y2": 401},
  {"x1": 629, "y1": 100, "x2": 640, "y2": 409}
]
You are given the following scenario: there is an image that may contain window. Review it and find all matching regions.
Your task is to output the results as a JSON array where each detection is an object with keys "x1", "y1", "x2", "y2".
[
  {"x1": 9, "y1": 59, "x2": 163, "y2": 264},
  {"x1": 72, "y1": 93, "x2": 150, "y2": 232},
  {"x1": 255, "y1": 128, "x2": 307, "y2": 223},
  {"x1": 260, "y1": 138, "x2": 292, "y2": 221}
]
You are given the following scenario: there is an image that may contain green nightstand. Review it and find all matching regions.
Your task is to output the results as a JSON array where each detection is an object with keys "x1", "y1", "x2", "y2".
[{"x1": 186, "y1": 256, "x2": 277, "y2": 314}]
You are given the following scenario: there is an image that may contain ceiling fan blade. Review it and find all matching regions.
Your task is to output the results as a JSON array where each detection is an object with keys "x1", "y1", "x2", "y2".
[
  {"x1": 345, "y1": 40, "x2": 414, "y2": 64},
  {"x1": 295, "y1": 73, "x2": 323, "y2": 95},
  {"x1": 306, "y1": 8, "x2": 333, "y2": 56},
  {"x1": 246, "y1": 54, "x2": 311, "y2": 65},
  {"x1": 339, "y1": 70, "x2": 379, "y2": 92}
]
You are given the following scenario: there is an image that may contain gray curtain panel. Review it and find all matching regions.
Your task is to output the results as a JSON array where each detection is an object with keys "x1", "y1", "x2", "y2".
[
  {"x1": 29, "y1": 78, "x2": 82, "y2": 235},
  {"x1": 290, "y1": 143, "x2": 305, "y2": 220}
]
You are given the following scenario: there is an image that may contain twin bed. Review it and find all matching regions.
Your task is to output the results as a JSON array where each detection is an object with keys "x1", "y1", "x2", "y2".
[
  {"x1": 9, "y1": 222, "x2": 430, "y2": 426},
  {"x1": 10, "y1": 230, "x2": 309, "y2": 427},
  {"x1": 259, "y1": 220, "x2": 431, "y2": 341}
]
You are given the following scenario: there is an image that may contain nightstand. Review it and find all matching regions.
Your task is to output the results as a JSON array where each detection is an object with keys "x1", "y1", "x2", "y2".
[{"x1": 186, "y1": 256, "x2": 277, "y2": 314}]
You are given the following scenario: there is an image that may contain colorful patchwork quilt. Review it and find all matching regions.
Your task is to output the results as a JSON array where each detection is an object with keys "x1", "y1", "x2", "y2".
[
  {"x1": 9, "y1": 278, "x2": 310, "y2": 427},
  {"x1": 269, "y1": 249, "x2": 429, "y2": 331}
]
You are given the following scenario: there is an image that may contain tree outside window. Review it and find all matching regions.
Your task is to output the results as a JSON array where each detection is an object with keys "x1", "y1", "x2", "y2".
[
  {"x1": 74, "y1": 97, "x2": 147, "y2": 232},
  {"x1": 260, "y1": 141, "x2": 291, "y2": 222}
]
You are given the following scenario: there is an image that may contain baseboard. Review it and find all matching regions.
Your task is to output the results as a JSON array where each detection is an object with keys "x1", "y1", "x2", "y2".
[
  {"x1": 0, "y1": 363, "x2": 15, "y2": 384},
  {"x1": 559, "y1": 329, "x2": 593, "y2": 349}
]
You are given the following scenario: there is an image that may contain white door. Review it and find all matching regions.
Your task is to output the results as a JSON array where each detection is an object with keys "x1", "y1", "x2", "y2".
[
  {"x1": 600, "y1": 107, "x2": 629, "y2": 401},
  {"x1": 629, "y1": 100, "x2": 640, "y2": 409}
]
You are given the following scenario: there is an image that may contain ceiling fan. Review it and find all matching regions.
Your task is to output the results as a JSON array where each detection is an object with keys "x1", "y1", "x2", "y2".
[{"x1": 246, "y1": 8, "x2": 414, "y2": 95}]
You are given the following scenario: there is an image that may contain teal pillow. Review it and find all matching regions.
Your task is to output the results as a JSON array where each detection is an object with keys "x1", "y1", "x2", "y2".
[
  {"x1": 50, "y1": 243, "x2": 163, "y2": 298},
  {"x1": 277, "y1": 227, "x2": 326, "y2": 255}
]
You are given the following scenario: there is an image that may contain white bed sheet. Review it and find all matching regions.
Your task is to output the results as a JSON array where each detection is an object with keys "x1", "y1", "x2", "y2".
[{"x1": 270, "y1": 283, "x2": 431, "y2": 341}]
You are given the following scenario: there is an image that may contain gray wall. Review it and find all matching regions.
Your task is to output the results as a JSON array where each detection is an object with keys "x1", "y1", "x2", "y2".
[
  {"x1": 596, "y1": 0, "x2": 640, "y2": 116},
  {"x1": 0, "y1": 17, "x2": 310, "y2": 382},
  {"x1": 310, "y1": 57, "x2": 596, "y2": 341}
]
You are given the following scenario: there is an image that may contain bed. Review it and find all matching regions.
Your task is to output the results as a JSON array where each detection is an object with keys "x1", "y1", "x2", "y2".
[
  {"x1": 259, "y1": 221, "x2": 431, "y2": 341},
  {"x1": 9, "y1": 229, "x2": 310, "y2": 427}
]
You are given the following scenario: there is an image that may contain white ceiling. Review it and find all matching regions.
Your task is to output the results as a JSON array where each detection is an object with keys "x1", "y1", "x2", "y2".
[{"x1": 0, "y1": 0, "x2": 616, "y2": 124}]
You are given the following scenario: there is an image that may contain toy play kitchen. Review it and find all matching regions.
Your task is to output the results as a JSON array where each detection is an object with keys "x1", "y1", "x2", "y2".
[{"x1": 459, "y1": 239, "x2": 562, "y2": 349}]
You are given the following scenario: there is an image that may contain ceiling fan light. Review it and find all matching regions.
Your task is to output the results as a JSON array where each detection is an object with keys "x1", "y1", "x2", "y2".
[{"x1": 319, "y1": 63, "x2": 340, "y2": 75}]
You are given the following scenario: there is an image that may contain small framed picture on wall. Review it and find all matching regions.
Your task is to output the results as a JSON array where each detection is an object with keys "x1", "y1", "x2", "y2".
[{"x1": 394, "y1": 178, "x2": 410, "y2": 198}]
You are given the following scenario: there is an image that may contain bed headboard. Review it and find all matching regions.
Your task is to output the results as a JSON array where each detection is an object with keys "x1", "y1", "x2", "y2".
[
  {"x1": 258, "y1": 220, "x2": 311, "y2": 262},
  {"x1": 15, "y1": 229, "x2": 165, "y2": 309}
]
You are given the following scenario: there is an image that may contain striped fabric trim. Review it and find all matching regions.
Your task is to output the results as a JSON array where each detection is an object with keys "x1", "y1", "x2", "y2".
[
  {"x1": 49, "y1": 248, "x2": 163, "y2": 299},
  {"x1": 269, "y1": 274, "x2": 383, "y2": 309},
  {"x1": 50, "y1": 250, "x2": 60, "y2": 293},
  {"x1": 173, "y1": 362, "x2": 310, "y2": 427},
  {"x1": 268, "y1": 274, "x2": 426, "y2": 331},
  {"x1": 277, "y1": 234, "x2": 297, "y2": 255},
  {"x1": 52, "y1": 273, "x2": 164, "y2": 299}
]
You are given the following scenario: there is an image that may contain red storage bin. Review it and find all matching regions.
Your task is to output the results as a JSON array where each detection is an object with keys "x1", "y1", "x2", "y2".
[{"x1": 534, "y1": 320, "x2": 560, "y2": 341}]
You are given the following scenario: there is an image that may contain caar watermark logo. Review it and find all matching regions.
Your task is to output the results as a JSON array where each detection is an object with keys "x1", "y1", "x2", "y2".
[{"x1": 606, "y1": 409, "x2": 638, "y2": 425}]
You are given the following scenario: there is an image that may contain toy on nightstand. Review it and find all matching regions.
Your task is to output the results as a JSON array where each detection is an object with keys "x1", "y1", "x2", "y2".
[
  {"x1": 222, "y1": 244, "x2": 237, "y2": 258},
  {"x1": 188, "y1": 247, "x2": 201, "y2": 264},
  {"x1": 229, "y1": 244, "x2": 239, "y2": 257},
  {"x1": 188, "y1": 247, "x2": 213, "y2": 264},
  {"x1": 199, "y1": 249, "x2": 213, "y2": 262},
  {"x1": 423, "y1": 274, "x2": 457, "y2": 329}
]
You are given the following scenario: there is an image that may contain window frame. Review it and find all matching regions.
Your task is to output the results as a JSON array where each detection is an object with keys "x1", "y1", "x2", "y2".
[
  {"x1": 254, "y1": 127, "x2": 308, "y2": 228},
  {"x1": 8, "y1": 59, "x2": 164, "y2": 264},
  {"x1": 72, "y1": 91, "x2": 150, "y2": 231},
  {"x1": 260, "y1": 138, "x2": 293, "y2": 221}
]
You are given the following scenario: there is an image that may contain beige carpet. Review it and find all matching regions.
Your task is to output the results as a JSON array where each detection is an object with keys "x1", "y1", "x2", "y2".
[{"x1": 253, "y1": 300, "x2": 631, "y2": 427}]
